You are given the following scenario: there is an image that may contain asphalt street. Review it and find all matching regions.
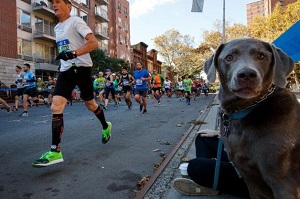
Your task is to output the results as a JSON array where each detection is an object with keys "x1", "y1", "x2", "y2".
[{"x1": 0, "y1": 93, "x2": 215, "y2": 199}]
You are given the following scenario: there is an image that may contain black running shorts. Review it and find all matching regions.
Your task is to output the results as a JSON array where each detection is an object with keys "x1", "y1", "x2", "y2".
[{"x1": 54, "y1": 67, "x2": 93, "y2": 101}]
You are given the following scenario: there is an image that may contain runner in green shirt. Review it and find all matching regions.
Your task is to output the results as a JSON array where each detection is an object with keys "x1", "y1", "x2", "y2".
[
  {"x1": 183, "y1": 74, "x2": 193, "y2": 105},
  {"x1": 94, "y1": 71, "x2": 105, "y2": 104},
  {"x1": 112, "y1": 73, "x2": 121, "y2": 106}
]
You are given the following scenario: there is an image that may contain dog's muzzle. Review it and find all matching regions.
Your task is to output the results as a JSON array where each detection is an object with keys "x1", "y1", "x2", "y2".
[{"x1": 229, "y1": 67, "x2": 262, "y2": 98}]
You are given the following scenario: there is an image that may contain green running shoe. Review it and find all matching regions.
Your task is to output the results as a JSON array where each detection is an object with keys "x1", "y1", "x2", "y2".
[
  {"x1": 32, "y1": 151, "x2": 64, "y2": 168},
  {"x1": 102, "y1": 122, "x2": 112, "y2": 144}
]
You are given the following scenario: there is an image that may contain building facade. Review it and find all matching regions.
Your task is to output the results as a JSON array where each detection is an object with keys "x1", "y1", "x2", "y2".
[
  {"x1": 0, "y1": 0, "x2": 130, "y2": 87},
  {"x1": 108, "y1": 0, "x2": 130, "y2": 61},
  {"x1": 246, "y1": 0, "x2": 297, "y2": 25},
  {"x1": 130, "y1": 42, "x2": 162, "y2": 74}
]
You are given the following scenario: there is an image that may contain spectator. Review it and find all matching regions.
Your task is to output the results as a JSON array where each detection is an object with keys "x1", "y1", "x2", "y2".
[{"x1": 172, "y1": 129, "x2": 250, "y2": 198}]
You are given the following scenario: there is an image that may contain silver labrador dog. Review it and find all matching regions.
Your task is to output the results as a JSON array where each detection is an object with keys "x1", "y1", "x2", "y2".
[{"x1": 204, "y1": 38, "x2": 300, "y2": 199}]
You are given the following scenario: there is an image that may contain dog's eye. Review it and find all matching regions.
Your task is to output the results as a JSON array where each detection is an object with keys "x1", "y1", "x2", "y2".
[
  {"x1": 225, "y1": 55, "x2": 233, "y2": 61},
  {"x1": 257, "y1": 53, "x2": 265, "y2": 59}
]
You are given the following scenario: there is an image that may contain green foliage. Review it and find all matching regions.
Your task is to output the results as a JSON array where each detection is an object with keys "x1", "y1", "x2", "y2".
[
  {"x1": 90, "y1": 49, "x2": 107, "y2": 74},
  {"x1": 153, "y1": 29, "x2": 200, "y2": 78},
  {"x1": 90, "y1": 49, "x2": 130, "y2": 75}
]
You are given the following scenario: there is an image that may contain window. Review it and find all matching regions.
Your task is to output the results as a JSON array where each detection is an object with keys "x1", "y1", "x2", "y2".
[
  {"x1": 118, "y1": 2, "x2": 121, "y2": 11},
  {"x1": 35, "y1": 17, "x2": 43, "y2": 34},
  {"x1": 95, "y1": 5, "x2": 108, "y2": 19},
  {"x1": 17, "y1": 38, "x2": 32, "y2": 56},
  {"x1": 35, "y1": 17, "x2": 55, "y2": 36},
  {"x1": 80, "y1": 11, "x2": 88, "y2": 24},
  {"x1": 118, "y1": 33, "x2": 123, "y2": 43},
  {"x1": 17, "y1": 9, "x2": 31, "y2": 27},
  {"x1": 124, "y1": 7, "x2": 128, "y2": 16},
  {"x1": 80, "y1": 0, "x2": 89, "y2": 8},
  {"x1": 118, "y1": 17, "x2": 122, "y2": 28},
  {"x1": 35, "y1": 43, "x2": 51, "y2": 60},
  {"x1": 125, "y1": 36, "x2": 128, "y2": 45},
  {"x1": 124, "y1": 22, "x2": 128, "y2": 32},
  {"x1": 71, "y1": 6, "x2": 78, "y2": 16},
  {"x1": 44, "y1": 20, "x2": 55, "y2": 36}
]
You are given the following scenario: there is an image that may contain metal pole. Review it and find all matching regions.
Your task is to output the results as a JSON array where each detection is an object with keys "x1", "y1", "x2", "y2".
[
  {"x1": 222, "y1": 0, "x2": 226, "y2": 44},
  {"x1": 213, "y1": 0, "x2": 226, "y2": 190}
]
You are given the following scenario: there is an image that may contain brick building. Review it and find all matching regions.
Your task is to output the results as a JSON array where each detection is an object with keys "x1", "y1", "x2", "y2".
[
  {"x1": 108, "y1": 0, "x2": 130, "y2": 60},
  {"x1": 246, "y1": 0, "x2": 297, "y2": 25},
  {"x1": 130, "y1": 42, "x2": 162, "y2": 74}
]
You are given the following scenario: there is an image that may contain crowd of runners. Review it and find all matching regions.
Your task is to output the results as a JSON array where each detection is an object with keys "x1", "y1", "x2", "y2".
[
  {"x1": 92, "y1": 67, "x2": 212, "y2": 111},
  {"x1": 1, "y1": 63, "x2": 216, "y2": 115}
]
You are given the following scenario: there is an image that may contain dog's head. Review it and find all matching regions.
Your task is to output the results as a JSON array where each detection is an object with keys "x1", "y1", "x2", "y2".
[{"x1": 204, "y1": 38, "x2": 294, "y2": 101}]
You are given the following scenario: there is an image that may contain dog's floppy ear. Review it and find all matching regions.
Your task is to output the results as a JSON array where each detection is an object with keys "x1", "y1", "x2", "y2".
[
  {"x1": 204, "y1": 55, "x2": 216, "y2": 83},
  {"x1": 271, "y1": 44, "x2": 294, "y2": 88},
  {"x1": 204, "y1": 44, "x2": 224, "y2": 83}
]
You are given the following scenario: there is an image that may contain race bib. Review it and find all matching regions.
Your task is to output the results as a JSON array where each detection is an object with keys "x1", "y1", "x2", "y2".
[
  {"x1": 136, "y1": 79, "x2": 142, "y2": 85},
  {"x1": 123, "y1": 80, "x2": 129, "y2": 86},
  {"x1": 56, "y1": 39, "x2": 71, "y2": 53}
]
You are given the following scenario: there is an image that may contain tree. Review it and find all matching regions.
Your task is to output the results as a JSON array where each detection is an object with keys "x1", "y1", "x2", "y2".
[
  {"x1": 105, "y1": 57, "x2": 129, "y2": 73},
  {"x1": 201, "y1": 20, "x2": 248, "y2": 50},
  {"x1": 90, "y1": 49, "x2": 130, "y2": 75},
  {"x1": 90, "y1": 49, "x2": 107, "y2": 74},
  {"x1": 154, "y1": 29, "x2": 200, "y2": 78}
]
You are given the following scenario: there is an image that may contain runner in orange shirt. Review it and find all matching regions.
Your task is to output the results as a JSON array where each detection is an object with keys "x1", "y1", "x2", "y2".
[{"x1": 151, "y1": 70, "x2": 164, "y2": 106}]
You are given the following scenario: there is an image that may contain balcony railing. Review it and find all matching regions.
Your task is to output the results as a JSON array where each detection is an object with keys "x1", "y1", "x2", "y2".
[
  {"x1": 33, "y1": 54, "x2": 56, "y2": 64},
  {"x1": 32, "y1": 0, "x2": 55, "y2": 17},
  {"x1": 95, "y1": 0, "x2": 108, "y2": 5},
  {"x1": 95, "y1": 26, "x2": 109, "y2": 40},
  {"x1": 18, "y1": 54, "x2": 56, "y2": 65},
  {"x1": 95, "y1": 6, "x2": 108, "y2": 22},
  {"x1": 18, "y1": 23, "x2": 33, "y2": 33},
  {"x1": 33, "y1": 23, "x2": 56, "y2": 42}
]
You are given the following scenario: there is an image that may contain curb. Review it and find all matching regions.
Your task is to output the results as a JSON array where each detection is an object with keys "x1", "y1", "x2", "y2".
[{"x1": 135, "y1": 96, "x2": 217, "y2": 199}]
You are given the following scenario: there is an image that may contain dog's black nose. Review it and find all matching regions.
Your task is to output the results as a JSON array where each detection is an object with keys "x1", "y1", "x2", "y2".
[{"x1": 237, "y1": 68, "x2": 257, "y2": 82}]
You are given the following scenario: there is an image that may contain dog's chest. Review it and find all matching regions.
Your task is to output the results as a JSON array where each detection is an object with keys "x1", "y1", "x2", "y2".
[
  {"x1": 220, "y1": 120, "x2": 261, "y2": 170},
  {"x1": 221, "y1": 130, "x2": 260, "y2": 179}
]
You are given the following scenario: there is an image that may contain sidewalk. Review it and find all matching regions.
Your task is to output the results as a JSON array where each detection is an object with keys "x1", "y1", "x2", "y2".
[{"x1": 142, "y1": 96, "x2": 245, "y2": 199}]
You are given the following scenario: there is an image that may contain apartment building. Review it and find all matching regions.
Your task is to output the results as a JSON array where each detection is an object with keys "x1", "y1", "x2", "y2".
[
  {"x1": 0, "y1": 0, "x2": 130, "y2": 87},
  {"x1": 246, "y1": 0, "x2": 297, "y2": 25},
  {"x1": 108, "y1": 0, "x2": 130, "y2": 61}
]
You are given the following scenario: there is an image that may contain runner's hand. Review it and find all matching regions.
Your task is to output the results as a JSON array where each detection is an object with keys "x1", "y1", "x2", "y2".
[{"x1": 56, "y1": 50, "x2": 77, "y2": 61}]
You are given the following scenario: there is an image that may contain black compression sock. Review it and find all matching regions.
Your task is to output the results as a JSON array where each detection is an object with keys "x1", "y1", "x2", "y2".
[
  {"x1": 51, "y1": 114, "x2": 64, "y2": 152},
  {"x1": 94, "y1": 105, "x2": 108, "y2": 129}
]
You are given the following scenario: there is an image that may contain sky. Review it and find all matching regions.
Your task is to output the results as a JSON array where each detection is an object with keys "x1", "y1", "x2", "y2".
[{"x1": 128, "y1": 0, "x2": 255, "y2": 50}]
